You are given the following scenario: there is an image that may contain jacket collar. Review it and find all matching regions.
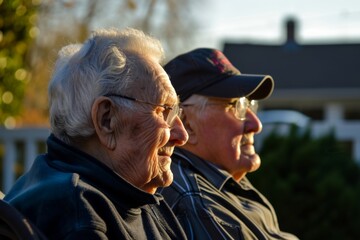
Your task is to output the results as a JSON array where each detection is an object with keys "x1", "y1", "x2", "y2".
[
  {"x1": 173, "y1": 148, "x2": 234, "y2": 190},
  {"x1": 46, "y1": 134, "x2": 163, "y2": 207}
]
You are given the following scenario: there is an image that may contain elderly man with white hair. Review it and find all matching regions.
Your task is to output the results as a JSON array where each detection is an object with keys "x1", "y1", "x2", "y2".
[{"x1": 5, "y1": 28, "x2": 188, "y2": 239}]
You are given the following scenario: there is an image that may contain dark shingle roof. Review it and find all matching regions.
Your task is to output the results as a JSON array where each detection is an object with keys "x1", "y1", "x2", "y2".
[{"x1": 223, "y1": 42, "x2": 360, "y2": 90}]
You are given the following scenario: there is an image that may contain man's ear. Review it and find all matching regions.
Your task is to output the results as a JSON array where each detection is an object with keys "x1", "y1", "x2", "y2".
[{"x1": 91, "y1": 97, "x2": 117, "y2": 150}]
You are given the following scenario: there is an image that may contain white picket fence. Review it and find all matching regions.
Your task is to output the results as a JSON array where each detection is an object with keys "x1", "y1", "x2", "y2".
[
  {"x1": 1, "y1": 106, "x2": 360, "y2": 194},
  {"x1": 0, "y1": 128, "x2": 50, "y2": 193}
]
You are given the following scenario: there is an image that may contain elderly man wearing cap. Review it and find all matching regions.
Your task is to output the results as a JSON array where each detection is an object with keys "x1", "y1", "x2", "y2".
[{"x1": 159, "y1": 48, "x2": 298, "y2": 239}]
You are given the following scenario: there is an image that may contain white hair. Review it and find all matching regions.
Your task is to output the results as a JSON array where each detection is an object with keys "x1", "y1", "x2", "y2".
[
  {"x1": 181, "y1": 94, "x2": 210, "y2": 121},
  {"x1": 48, "y1": 28, "x2": 165, "y2": 144}
]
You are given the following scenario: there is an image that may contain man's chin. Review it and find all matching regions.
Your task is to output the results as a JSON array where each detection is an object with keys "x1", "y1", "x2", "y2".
[
  {"x1": 161, "y1": 170, "x2": 174, "y2": 187},
  {"x1": 158, "y1": 156, "x2": 173, "y2": 186},
  {"x1": 153, "y1": 170, "x2": 174, "y2": 188},
  {"x1": 241, "y1": 153, "x2": 261, "y2": 172}
]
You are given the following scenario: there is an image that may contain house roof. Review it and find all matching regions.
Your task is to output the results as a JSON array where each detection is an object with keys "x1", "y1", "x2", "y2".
[{"x1": 222, "y1": 19, "x2": 360, "y2": 101}]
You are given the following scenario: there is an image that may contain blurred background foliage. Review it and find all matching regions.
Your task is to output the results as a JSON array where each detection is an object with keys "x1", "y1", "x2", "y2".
[
  {"x1": 249, "y1": 126, "x2": 360, "y2": 240},
  {"x1": 0, "y1": 0, "x2": 200, "y2": 128},
  {"x1": 0, "y1": 0, "x2": 40, "y2": 128}
]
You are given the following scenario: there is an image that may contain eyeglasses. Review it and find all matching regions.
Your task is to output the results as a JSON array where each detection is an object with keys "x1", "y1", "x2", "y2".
[
  {"x1": 104, "y1": 93, "x2": 182, "y2": 126},
  {"x1": 182, "y1": 97, "x2": 258, "y2": 121},
  {"x1": 229, "y1": 97, "x2": 258, "y2": 120}
]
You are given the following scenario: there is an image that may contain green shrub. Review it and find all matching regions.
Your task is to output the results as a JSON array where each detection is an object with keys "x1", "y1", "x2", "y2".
[{"x1": 249, "y1": 126, "x2": 360, "y2": 240}]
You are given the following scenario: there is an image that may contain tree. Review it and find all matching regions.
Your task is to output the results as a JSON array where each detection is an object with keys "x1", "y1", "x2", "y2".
[
  {"x1": 249, "y1": 126, "x2": 360, "y2": 240},
  {"x1": 0, "y1": 0, "x2": 40, "y2": 128},
  {"x1": 19, "y1": 0, "x2": 202, "y2": 127}
]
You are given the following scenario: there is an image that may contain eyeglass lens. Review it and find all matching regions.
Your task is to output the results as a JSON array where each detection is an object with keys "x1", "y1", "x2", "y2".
[
  {"x1": 165, "y1": 104, "x2": 182, "y2": 126},
  {"x1": 235, "y1": 97, "x2": 258, "y2": 120}
]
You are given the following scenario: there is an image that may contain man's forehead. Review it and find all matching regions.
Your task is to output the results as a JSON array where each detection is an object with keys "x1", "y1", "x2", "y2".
[
  {"x1": 156, "y1": 72, "x2": 178, "y2": 101},
  {"x1": 163, "y1": 88, "x2": 178, "y2": 104}
]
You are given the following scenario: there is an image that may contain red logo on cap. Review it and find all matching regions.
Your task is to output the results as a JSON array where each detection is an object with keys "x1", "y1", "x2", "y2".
[{"x1": 210, "y1": 50, "x2": 234, "y2": 73}]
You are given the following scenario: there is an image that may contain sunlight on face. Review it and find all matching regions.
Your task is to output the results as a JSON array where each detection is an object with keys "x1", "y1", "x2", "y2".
[
  {"x1": 112, "y1": 63, "x2": 181, "y2": 194},
  {"x1": 186, "y1": 97, "x2": 262, "y2": 181}
]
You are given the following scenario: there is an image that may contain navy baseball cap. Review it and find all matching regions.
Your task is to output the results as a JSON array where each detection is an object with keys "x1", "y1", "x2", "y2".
[{"x1": 164, "y1": 48, "x2": 274, "y2": 102}]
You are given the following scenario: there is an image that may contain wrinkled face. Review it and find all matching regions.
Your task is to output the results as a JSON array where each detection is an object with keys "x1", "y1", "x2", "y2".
[
  {"x1": 110, "y1": 62, "x2": 188, "y2": 194},
  {"x1": 184, "y1": 97, "x2": 262, "y2": 181}
]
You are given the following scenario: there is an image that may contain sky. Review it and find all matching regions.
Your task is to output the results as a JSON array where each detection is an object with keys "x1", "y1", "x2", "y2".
[{"x1": 190, "y1": 0, "x2": 360, "y2": 49}]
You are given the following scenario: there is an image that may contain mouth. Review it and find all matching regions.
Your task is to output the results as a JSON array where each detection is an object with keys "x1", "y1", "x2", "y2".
[
  {"x1": 240, "y1": 135, "x2": 255, "y2": 148},
  {"x1": 240, "y1": 140, "x2": 256, "y2": 155},
  {"x1": 157, "y1": 148, "x2": 173, "y2": 174},
  {"x1": 158, "y1": 147, "x2": 173, "y2": 157},
  {"x1": 241, "y1": 141, "x2": 254, "y2": 146}
]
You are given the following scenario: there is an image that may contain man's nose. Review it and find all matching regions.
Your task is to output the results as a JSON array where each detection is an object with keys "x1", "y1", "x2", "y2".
[
  {"x1": 244, "y1": 109, "x2": 262, "y2": 134},
  {"x1": 169, "y1": 116, "x2": 189, "y2": 146}
]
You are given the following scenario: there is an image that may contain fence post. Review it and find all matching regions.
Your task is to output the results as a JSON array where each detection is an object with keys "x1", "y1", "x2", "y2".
[
  {"x1": 0, "y1": 128, "x2": 49, "y2": 193},
  {"x1": 3, "y1": 139, "x2": 16, "y2": 193}
]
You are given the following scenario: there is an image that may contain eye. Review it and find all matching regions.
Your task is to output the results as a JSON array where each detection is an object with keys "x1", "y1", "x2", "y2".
[
  {"x1": 226, "y1": 102, "x2": 237, "y2": 111},
  {"x1": 162, "y1": 107, "x2": 171, "y2": 120},
  {"x1": 155, "y1": 105, "x2": 172, "y2": 122}
]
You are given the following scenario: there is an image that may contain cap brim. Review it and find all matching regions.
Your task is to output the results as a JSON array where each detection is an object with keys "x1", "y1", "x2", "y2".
[{"x1": 197, "y1": 74, "x2": 274, "y2": 100}]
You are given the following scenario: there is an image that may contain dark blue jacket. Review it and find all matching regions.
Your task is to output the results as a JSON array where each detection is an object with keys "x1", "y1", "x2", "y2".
[
  {"x1": 159, "y1": 148, "x2": 298, "y2": 240},
  {"x1": 5, "y1": 135, "x2": 187, "y2": 240}
]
